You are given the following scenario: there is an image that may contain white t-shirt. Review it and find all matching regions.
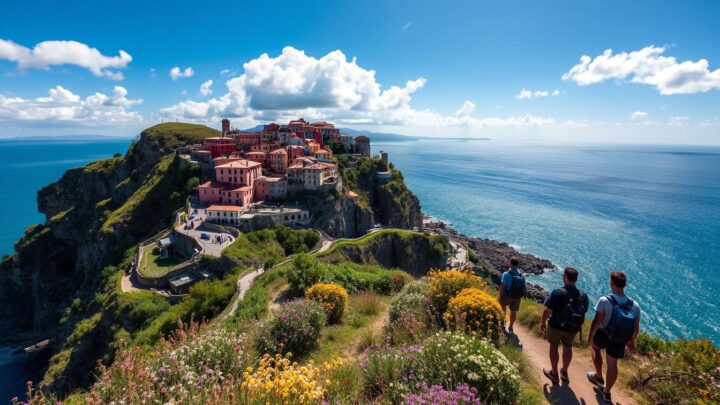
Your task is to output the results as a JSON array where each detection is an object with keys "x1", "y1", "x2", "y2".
[{"x1": 594, "y1": 293, "x2": 641, "y2": 329}]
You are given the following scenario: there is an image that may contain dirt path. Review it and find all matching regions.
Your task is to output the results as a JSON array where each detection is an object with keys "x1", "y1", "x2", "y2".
[
  {"x1": 219, "y1": 268, "x2": 265, "y2": 321},
  {"x1": 513, "y1": 325, "x2": 637, "y2": 405}
]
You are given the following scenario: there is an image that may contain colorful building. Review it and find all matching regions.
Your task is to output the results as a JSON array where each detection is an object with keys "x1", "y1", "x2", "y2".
[
  {"x1": 206, "y1": 205, "x2": 245, "y2": 225},
  {"x1": 355, "y1": 135, "x2": 371, "y2": 156},
  {"x1": 254, "y1": 176, "x2": 288, "y2": 200},
  {"x1": 268, "y1": 148, "x2": 288, "y2": 173},
  {"x1": 203, "y1": 137, "x2": 236, "y2": 158},
  {"x1": 215, "y1": 160, "x2": 262, "y2": 187}
]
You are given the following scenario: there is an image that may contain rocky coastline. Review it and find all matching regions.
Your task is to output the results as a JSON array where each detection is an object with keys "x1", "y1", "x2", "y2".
[{"x1": 423, "y1": 216, "x2": 555, "y2": 302}]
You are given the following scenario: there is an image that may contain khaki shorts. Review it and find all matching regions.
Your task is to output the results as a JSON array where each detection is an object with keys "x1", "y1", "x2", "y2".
[
  {"x1": 547, "y1": 325, "x2": 577, "y2": 347},
  {"x1": 499, "y1": 295, "x2": 521, "y2": 311}
]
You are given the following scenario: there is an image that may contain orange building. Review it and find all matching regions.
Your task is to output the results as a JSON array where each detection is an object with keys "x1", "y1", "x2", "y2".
[{"x1": 268, "y1": 148, "x2": 288, "y2": 173}]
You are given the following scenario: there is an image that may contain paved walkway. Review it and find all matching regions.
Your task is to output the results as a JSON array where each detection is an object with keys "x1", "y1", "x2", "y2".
[
  {"x1": 219, "y1": 268, "x2": 266, "y2": 321},
  {"x1": 513, "y1": 325, "x2": 637, "y2": 405},
  {"x1": 448, "y1": 240, "x2": 468, "y2": 267}
]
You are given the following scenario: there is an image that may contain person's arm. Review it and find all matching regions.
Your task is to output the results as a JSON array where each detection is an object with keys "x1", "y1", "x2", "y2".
[
  {"x1": 588, "y1": 312, "x2": 604, "y2": 346},
  {"x1": 498, "y1": 283, "x2": 506, "y2": 300},
  {"x1": 627, "y1": 312, "x2": 641, "y2": 352},
  {"x1": 540, "y1": 308, "x2": 551, "y2": 332}
]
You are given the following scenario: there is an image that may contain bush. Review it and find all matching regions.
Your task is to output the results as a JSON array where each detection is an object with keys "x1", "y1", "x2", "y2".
[
  {"x1": 87, "y1": 322, "x2": 252, "y2": 404},
  {"x1": 389, "y1": 292, "x2": 430, "y2": 324},
  {"x1": 405, "y1": 384, "x2": 482, "y2": 405},
  {"x1": 444, "y1": 288, "x2": 504, "y2": 342},
  {"x1": 400, "y1": 279, "x2": 430, "y2": 295},
  {"x1": 428, "y1": 269, "x2": 485, "y2": 316},
  {"x1": 288, "y1": 254, "x2": 410, "y2": 295},
  {"x1": 362, "y1": 332, "x2": 521, "y2": 404},
  {"x1": 306, "y1": 283, "x2": 349, "y2": 324},
  {"x1": 256, "y1": 299, "x2": 326, "y2": 357},
  {"x1": 630, "y1": 334, "x2": 720, "y2": 404}
]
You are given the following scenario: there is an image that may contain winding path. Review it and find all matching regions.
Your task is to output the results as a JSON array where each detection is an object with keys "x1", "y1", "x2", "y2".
[{"x1": 218, "y1": 268, "x2": 266, "y2": 321}]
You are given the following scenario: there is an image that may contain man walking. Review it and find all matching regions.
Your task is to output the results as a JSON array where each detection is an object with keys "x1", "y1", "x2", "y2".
[
  {"x1": 498, "y1": 257, "x2": 526, "y2": 334},
  {"x1": 540, "y1": 267, "x2": 589, "y2": 384},
  {"x1": 587, "y1": 271, "x2": 641, "y2": 403}
]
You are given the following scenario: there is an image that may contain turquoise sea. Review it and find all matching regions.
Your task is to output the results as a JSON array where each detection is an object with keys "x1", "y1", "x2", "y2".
[
  {"x1": 1, "y1": 137, "x2": 719, "y2": 400},
  {"x1": 374, "y1": 139, "x2": 720, "y2": 343}
]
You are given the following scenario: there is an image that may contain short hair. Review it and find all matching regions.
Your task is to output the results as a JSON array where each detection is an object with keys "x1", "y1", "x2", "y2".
[
  {"x1": 510, "y1": 257, "x2": 520, "y2": 266},
  {"x1": 564, "y1": 267, "x2": 578, "y2": 282},
  {"x1": 610, "y1": 271, "x2": 627, "y2": 288}
]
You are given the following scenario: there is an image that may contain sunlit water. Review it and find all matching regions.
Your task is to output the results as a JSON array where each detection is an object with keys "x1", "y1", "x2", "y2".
[{"x1": 374, "y1": 139, "x2": 720, "y2": 342}]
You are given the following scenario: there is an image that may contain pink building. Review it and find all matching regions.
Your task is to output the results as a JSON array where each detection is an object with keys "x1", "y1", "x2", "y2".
[
  {"x1": 287, "y1": 145, "x2": 305, "y2": 162},
  {"x1": 245, "y1": 151, "x2": 267, "y2": 166},
  {"x1": 198, "y1": 180, "x2": 226, "y2": 204},
  {"x1": 215, "y1": 160, "x2": 262, "y2": 187},
  {"x1": 221, "y1": 185, "x2": 254, "y2": 207},
  {"x1": 254, "y1": 176, "x2": 287, "y2": 201},
  {"x1": 268, "y1": 148, "x2": 288, "y2": 173}
]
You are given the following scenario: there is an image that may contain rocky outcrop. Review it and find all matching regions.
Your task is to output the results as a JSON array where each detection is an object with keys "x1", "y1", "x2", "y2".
[
  {"x1": 0, "y1": 123, "x2": 215, "y2": 392},
  {"x1": 424, "y1": 220, "x2": 554, "y2": 302},
  {"x1": 319, "y1": 230, "x2": 450, "y2": 276},
  {"x1": 309, "y1": 195, "x2": 374, "y2": 238}
]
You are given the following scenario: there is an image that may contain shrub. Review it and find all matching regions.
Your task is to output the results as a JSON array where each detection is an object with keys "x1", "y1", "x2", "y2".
[
  {"x1": 239, "y1": 353, "x2": 343, "y2": 404},
  {"x1": 400, "y1": 279, "x2": 430, "y2": 295},
  {"x1": 405, "y1": 384, "x2": 482, "y2": 405},
  {"x1": 256, "y1": 299, "x2": 326, "y2": 357},
  {"x1": 86, "y1": 321, "x2": 252, "y2": 404},
  {"x1": 288, "y1": 254, "x2": 410, "y2": 295},
  {"x1": 630, "y1": 334, "x2": 720, "y2": 404},
  {"x1": 428, "y1": 268, "x2": 485, "y2": 315},
  {"x1": 306, "y1": 283, "x2": 349, "y2": 324},
  {"x1": 415, "y1": 332, "x2": 521, "y2": 404},
  {"x1": 444, "y1": 288, "x2": 504, "y2": 342},
  {"x1": 389, "y1": 292, "x2": 431, "y2": 324},
  {"x1": 361, "y1": 332, "x2": 521, "y2": 404}
]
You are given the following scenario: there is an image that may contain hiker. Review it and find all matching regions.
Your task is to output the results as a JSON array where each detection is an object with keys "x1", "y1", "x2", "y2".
[
  {"x1": 540, "y1": 267, "x2": 589, "y2": 384},
  {"x1": 587, "y1": 271, "x2": 641, "y2": 403},
  {"x1": 498, "y1": 256, "x2": 526, "y2": 334}
]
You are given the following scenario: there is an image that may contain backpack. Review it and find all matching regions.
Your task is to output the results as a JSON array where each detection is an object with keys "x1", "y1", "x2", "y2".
[
  {"x1": 603, "y1": 295, "x2": 636, "y2": 344},
  {"x1": 507, "y1": 270, "x2": 526, "y2": 299},
  {"x1": 558, "y1": 288, "x2": 588, "y2": 332}
]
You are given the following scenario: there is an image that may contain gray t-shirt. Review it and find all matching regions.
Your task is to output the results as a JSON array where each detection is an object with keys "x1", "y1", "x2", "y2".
[{"x1": 594, "y1": 293, "x2": 641, "y2": 329}]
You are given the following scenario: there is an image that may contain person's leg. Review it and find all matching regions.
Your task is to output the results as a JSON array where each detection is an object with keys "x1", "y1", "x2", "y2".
[
  {"x1": 562, "y1": 344, "x2": 573, "y2": 371},
  {"x1": 591, "y1": 344, "x2": 604, "y2": 377},
  {"x1": 508, "y1": 309, "x2": 517, "y2": 330},
  {"x1": 604, "y1": 354, "x2": 619, "y2": 394},
  {"x1": 549, "y1": 342, "x2": 560, "y2": 374}
]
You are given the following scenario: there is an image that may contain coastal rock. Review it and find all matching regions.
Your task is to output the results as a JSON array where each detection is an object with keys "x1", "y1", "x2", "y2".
[{"x1": 424, "y1": 220, "x2": 553, "y2": 302}]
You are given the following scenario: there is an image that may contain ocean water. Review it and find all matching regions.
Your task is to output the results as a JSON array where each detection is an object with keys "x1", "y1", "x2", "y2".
[
  {"x1": 0, "y1": 139, "x2": 131, "y2": 401},
  {"x1": 374, "y1": 140, "x2": 720, "y2": 343},
  {"x1": 0, "y1": 139, "x2": 132, "y2": 256}
]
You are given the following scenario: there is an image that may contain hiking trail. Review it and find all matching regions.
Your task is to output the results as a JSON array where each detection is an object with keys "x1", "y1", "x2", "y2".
[{"x1": 514, "y1": 325, "x2": 639, "y2": 405}]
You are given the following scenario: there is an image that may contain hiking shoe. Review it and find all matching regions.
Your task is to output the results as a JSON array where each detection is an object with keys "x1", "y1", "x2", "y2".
[
  {"x1": 543, "y1": 368, "x2": 560, "y2": 384},
  {"x1": 559, "y1": 368, "x2": 569, "y2": 383},
  {"x1": 593, "y1": 385, "x2": 612, "y2": 403},
  {"x1": 586, "y1": 371, "x2": 605, "y2": 387}
]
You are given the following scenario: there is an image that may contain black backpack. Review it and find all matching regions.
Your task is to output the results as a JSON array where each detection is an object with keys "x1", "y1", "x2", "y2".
[
  {"x1": 558, "y1": 287, "x2": 588, "y2": 332},
  {"x1": 508, "y1": 271, "x2": 526, "y2": 299}
]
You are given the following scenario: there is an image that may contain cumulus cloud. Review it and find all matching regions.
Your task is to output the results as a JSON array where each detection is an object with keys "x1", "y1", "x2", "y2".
[
  {"x1": 563, "y1": 46, "x2": 720, "y2": 94},
  {"x1": 631, "y1": 111, "x2": 648, "y2": 120},
  {"x1": 0, "y1": 39, "x2": 132, "y2": 80},
  {"x1": 199, "y1": 79, "x2": 213, "y2": 96},
  {"x1": 161, "y1": 46, "x2": 556, "y2": 130},
  {"x1": 170, "y1": 66, "x2": 194, "y2": 80},
  {"x1": 516, "y1": 88, "x2": 561, "y2": 100},
  {"x1": 0, "y1": 85, "x2": 142, "y2": 123}
]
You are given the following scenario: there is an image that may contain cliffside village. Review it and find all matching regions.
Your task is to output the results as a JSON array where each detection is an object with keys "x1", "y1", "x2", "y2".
[{"x1": 179, "y1": 118, "x2": 373, "y2": 227}]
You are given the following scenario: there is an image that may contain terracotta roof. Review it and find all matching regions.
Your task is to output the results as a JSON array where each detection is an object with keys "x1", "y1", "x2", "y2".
[
  {"x1": 354, "y1": 135, "x2": 369, "y2": 141},
  {"x1": 198, "y1": 180, "x2": 231, "y2": 188},
  {"x1": 229, "y1": 185, "x2": 253, "y2": 192},
  {"x1": 207, "y1": 205, "x2": 244, "y2": 212},
  {"x1": 269, "y1": 148, "x2": 288, "y2": 155},
  {"x1": 216, "y1": 160, "x2": 262, "y2": 169}
]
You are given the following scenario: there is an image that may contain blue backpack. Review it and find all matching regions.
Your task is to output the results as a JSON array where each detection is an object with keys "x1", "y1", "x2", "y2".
[
  {"x1": 507, "y1": 270, "x2": 526, "y2": 299},
  {"x1": 604, "y1": 295, "x2": 636, "y2": 344}
]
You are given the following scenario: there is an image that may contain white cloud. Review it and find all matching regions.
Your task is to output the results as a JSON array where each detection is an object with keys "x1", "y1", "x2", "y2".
[
  {"x1": 150, "y1": 68, "x2": 157, "y2": 81},
  {"x1": 0, "y1": 85, "x2": 142, "y2": 124},
  {"x1": 669, "y1": 116, "x2": 689, "y2": 125},
  {"x1": 631, "y1": 111, "x2": 648, "y2": 120},
  {"x1": 0, "y1": 39, "x2": 132, "y2": 80},
  {"x1": 516, "y1": 88, "x2": 560, "y2": 100},
  {"x1": 220, "y1": 68, "x2": 237, "y2": 77},
  {"x1": 170, "y1": 66, "x2": 194, "y2": 80},
  {"x1": 161, "y1": 46, "x2": 556, "y2": 131},
  {"x1": 402, "y1": 21, "x2": 413, "y2": 32},
  {"x1": 563, "y1": 46, "x2": 720, "y2": 95},
  {"x1": 199, "y1": 79, "x2": 213, "y2": 96}
]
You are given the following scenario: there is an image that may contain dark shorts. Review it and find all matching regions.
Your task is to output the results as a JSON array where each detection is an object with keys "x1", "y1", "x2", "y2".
[{"x1": 593, "y1": 328, "x2": 626, "y2": 359}]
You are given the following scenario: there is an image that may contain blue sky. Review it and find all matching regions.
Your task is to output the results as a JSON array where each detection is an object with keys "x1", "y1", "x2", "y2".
[{"x1": 1, "y1": 0, "x2": 719, "y2": 143}]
